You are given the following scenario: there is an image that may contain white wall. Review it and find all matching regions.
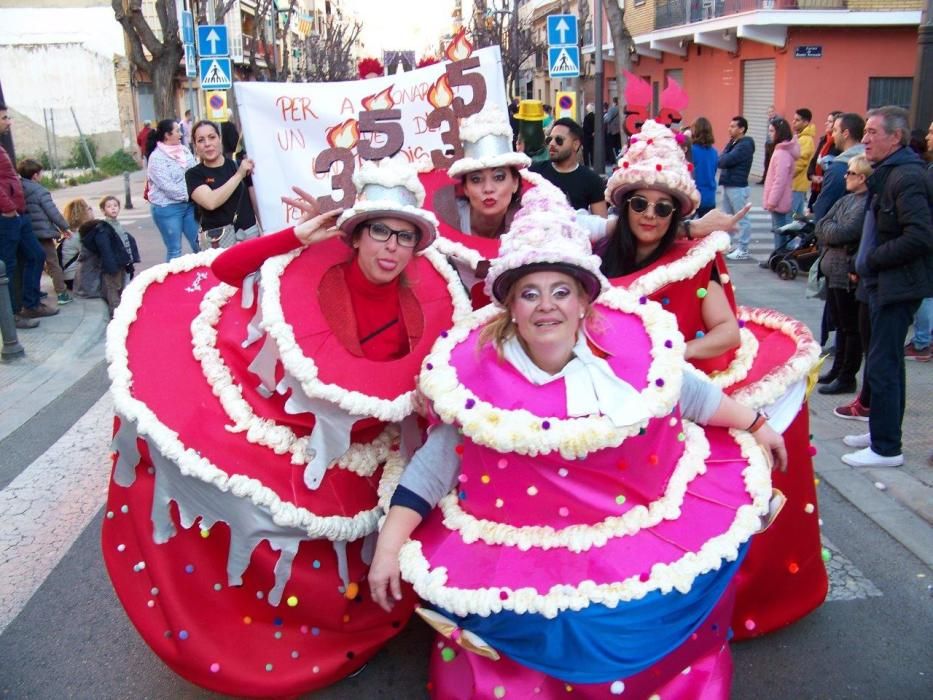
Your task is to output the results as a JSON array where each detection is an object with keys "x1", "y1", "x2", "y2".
[{"x1": 0, "y1": 6, "x2": 127, "y2": 154}]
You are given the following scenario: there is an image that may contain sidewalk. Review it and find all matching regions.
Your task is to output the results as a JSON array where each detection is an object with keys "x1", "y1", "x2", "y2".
[{"x1": 1, "y1": 177, "x2": 929, "y2": 568}]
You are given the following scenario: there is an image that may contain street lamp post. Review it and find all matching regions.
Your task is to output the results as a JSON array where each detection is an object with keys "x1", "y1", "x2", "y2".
[{"x1": 910, "y1": 0, "x2": 932, "y2": 131}]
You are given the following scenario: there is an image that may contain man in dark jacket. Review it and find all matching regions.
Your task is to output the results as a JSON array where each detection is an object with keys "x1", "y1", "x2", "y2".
[
  {"x1": 0, "y1": 103, "x2": 55, "y2": 328},
  {"x1": 812, "y1": 113, "x2": 865, "y2": 222},
  {"x1": 842, "y1": 106, "x2": 933, "y2": 468},
  {"x1": 719, "y1": 116, "x2": 755, "y2": 260}
]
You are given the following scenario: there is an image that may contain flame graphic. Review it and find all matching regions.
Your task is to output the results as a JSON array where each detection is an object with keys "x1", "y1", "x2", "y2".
[
  {"x1": 660, "y1": 77, "x2": 689, "y2": 111},
  {"x1": 326, "y1": 119, "x2": 360, "y2": 149},
  {"x1": 361, "y1": 85, "x2": 396, "y2": 111},
  {"x1": 623, "y1": 70, "x2": 652, "y2": 108},
  {"x1": 427, "y1": 74, "x2": 454, "y2": 109},
  {"x1": 445, "y1": 27, "x2": 473, "y2": 62}
]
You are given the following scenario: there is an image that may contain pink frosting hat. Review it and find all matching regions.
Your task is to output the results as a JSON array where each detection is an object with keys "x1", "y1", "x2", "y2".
[
  {"x1": 484, "y1": 185, "x2": 609, "y2": 304},
  {"x1": 605, "y1": 119, "x2": 700, "y2": 217}
]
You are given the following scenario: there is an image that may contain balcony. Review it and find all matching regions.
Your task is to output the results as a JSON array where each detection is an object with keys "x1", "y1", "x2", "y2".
[{"x1": 657, "y1": 1, "x2": 842, "y2": 29}]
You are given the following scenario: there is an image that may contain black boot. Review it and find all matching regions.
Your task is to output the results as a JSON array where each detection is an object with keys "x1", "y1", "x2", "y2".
[{"x1": 818, "y1": 377, "x2": 857, "y2": 395}]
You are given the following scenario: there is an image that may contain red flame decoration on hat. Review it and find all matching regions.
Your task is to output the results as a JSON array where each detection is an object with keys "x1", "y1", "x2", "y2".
[
  {"x1": 326, "y1": 119, "x2": 360, "y2": 149},
  {"x1": 361, "y1": 85, "x2": 396, "y2": 111},
  {"x1": 358, "y1": 57, "x2": 384, "y2": 79},
  {"x1": 445, "y1": 27, "x2": 473, "y2": 62}
]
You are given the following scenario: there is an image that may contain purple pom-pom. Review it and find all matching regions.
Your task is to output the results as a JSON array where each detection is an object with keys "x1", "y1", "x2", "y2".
[{"x1": 465, "y1": 398, "x2": 475, "y2": 409}]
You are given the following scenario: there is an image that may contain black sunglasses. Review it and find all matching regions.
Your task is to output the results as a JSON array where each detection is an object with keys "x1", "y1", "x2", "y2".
[
  {"x1": 545, "y1": 135, "x2": 567, "y2": 146},
  {"x1": 365, "y1": 222, "x2": 421, "y2": 248},
  {"x1": 627, "y1": 195, "x2": 675, "y2": 218}
]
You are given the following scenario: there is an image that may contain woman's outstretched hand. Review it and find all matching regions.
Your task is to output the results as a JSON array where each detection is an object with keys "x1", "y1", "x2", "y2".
[
  {"x1": 281, "y1": 186, "x2": 323, "y2": 225},
  {"x1": 754, "y1": 423, "x2": 788, "y2": 472},
  {"x1": 293, "y1": 208, "x2": 343, "y2": 246},
  {"x1": 691, "y1": 203, "x2": 753, "y2": 237}
]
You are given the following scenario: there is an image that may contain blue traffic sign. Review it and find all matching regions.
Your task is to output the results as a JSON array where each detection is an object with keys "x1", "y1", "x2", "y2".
[
  {"x1": 199, "y1": 57, "x2": 232, "y2": 89},
  {"x1": 184, "y1": 44, "x2": 196, "y2": 78},
  {"x1": 547, "y1": 14, "x2": 578, "y2": 47},
  {"x1": 181, "y1": 11, "x2": 194, "y2": 45},
  {"x1": 548, "y1": 46, "x2": 580, "y2": 78},
  {"x1": 197, "y1": 25, "x2": 228, "y2": 58}
]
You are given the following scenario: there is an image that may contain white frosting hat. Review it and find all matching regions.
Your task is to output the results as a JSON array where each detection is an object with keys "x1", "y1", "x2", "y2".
[
  {"x1": 447, "y1": 106, "x2": 531, "y2": 179},
  {"x1": 337, "y1": 158, "x2": 439, "y2": 252},
  {"x1": 485, "y1": 185, "x2": 609, "y2": 304},
  {"x1": 604, "y1": 120, "x2": 700, "y2": 217}
]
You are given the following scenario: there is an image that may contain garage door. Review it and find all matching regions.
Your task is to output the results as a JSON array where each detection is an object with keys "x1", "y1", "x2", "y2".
[{"x1": 742, "y1": 59, "x2": 775, "y2": 179}]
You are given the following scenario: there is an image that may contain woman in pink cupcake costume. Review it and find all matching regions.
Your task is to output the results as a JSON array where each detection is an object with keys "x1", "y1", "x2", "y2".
[{"x1": 369, "y1": 195, "x2": 786, "y2": 699}]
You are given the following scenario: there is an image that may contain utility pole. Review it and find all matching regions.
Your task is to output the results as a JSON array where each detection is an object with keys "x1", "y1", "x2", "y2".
[
  {"x1": 593, "y1": 0, "x2": 605, "y2": 173},
  {"x1": 909, "y1": 0, "x2": 932, "y2": 131}
]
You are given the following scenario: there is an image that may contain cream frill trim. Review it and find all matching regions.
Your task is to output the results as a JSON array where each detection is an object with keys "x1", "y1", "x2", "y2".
[
  {"x1": 258, "y1": 244, "x2": 473, "y2": 423},
  {"x1": 397, "y1": 428, "x2": 771, "y2": 619},
  {"x1": 420, "y1": 286, "x2": 685, "y2": 460},
  {"x1": 107, "y1": 251, "x2": 400, "y2": 541}
]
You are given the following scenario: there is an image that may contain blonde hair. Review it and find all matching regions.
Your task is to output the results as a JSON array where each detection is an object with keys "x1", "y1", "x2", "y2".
[
  {"x1": 847, "y1": 154, "x2": 872, "y2": 178},
  {"x1": 477, "y1": 274, "x2": 596, "y2": 360},
  {"x1": 63, "y1": 198, "x2": 92, "y2": 229}
]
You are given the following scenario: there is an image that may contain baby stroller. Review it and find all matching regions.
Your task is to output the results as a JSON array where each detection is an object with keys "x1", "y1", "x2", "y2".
[{"x1": 766, "y1": 216, "x2": 819, "y2": 280}]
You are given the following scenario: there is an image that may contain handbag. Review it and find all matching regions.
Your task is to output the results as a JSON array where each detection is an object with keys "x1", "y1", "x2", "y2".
[
  {"x1": 806, "y1": 250, "x2": 827, "y2": 300},
  {"x1": 198, "y1": 167, "x2": 259, "y2": 250}
]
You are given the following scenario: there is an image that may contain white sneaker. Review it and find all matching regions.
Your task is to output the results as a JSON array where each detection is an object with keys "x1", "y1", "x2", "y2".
[
  {"x1": 841, "y1": 447, "x2": 904, "y2": 468},
  {"x1": 843, "y1": 432, "x2": 871, "y2": 448},
  {"x1": 726, "y1": 249, "x2": 751, "y2": 261}
]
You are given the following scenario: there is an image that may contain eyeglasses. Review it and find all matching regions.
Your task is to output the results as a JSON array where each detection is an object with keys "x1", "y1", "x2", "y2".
[
  {"x1": 844, "y1": 171, "x2": 864, "y2": 178},
  {"x1": 545, "y1": 135, "x2": 566, "y2": 146},
  {"x1": 627, "y1": 195, "x2": 675, "y2": 218},
  {"x1": 365, "y1": 222, "x2": 421, "y2": 248}
]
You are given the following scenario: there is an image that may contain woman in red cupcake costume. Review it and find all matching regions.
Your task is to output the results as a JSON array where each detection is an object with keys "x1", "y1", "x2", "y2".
[
  {"x1": 368, "y1": 195, "x2": 785, "y2": 699},
  {"x1": 102, "y1": 158, "x2": 471, "y2": 697},
  {"x1": 598, "y1": 120, "x2": 827, "y2": 639}
]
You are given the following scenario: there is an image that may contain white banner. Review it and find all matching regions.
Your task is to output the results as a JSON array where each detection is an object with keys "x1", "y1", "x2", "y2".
[{"x1": 234, "y1": 46, "x2": 507, "y2": 231}]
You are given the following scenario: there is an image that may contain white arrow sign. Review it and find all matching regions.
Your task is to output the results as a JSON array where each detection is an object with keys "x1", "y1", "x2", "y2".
[
  {"x1": 554, "y1": 18, "x2": 570, "y2": 44},
  {"x1": 205, "y1": 28, "x2": 221, "y2": 54}
]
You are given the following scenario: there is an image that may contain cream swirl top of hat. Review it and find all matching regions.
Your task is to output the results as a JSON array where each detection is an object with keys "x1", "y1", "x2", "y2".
[
  {"x1": 337, "y1": 158, "x2": 439, "y2": 252},
  {"x1": 604, "y1": 119, "x2": 700, "y2": 217},
  {"x1": 485, "y1": 186, "x2": 609, "y2": 304},
  {"x1": 447, "y1": 106, "x2": 531, "y2": 178}
]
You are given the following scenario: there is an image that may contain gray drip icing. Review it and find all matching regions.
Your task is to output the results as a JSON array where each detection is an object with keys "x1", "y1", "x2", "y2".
[{"x1": 113, "y1": 416, "x2": 361, "y2": 608}]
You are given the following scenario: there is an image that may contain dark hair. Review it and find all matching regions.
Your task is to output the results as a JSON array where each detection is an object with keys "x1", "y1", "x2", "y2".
[
  {"x1": 770, "y1": 117, "x2": 793, "y2": 144},
  {"x1": 909, "y1": 128, "x2": 928, "y2": 156},
  {"x1": 191, "y1": 120, "x2": 221, "y2": 140},
  {"x1": 599, "y1": 198, "x2": 683, "y2": 277},
  {"x1": 0, "y1": 101, "x2": 7, "y2": 111},
  {"x1": 795, "y1": 108, "x2": 812, "y2": 122},
  {"x1": 16, "y1": 158, "x2": 42, "y2": 180},
  {"x1": 145, "y1": 119, "x2": 176, "y2": 157},
  {"x1": 99, "y1": 195, "x2": 120, "y2": 211},
  {"x1": 691, "y1": 117, "x2": 715, "y2": 146},
  {"x1": 835, "y1": 113, "x2": 865, "y2": 142},
  {"x1": 551, "y1": 117, "x2": 583, "y2": 141},
  {"x1": 731, "y1": 116, "x2": 748, "y2": 133}
]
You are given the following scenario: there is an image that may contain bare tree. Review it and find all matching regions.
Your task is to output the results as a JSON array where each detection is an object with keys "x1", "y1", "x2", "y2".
[
  {"x1": 294, "y1": 15, "x2": 363, "y2": 83},
  {"x1": 112, "y1": 0, "x2": 184, "y2": 120},
  {"x1": 469, "y1": 0, "x2": 543, "y2": 96},
  {"x1": 602, "y1": 0, "x2": 633, "y2": 98}
]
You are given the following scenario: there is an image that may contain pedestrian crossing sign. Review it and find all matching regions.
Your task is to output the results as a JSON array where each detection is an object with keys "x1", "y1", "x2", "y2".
[
  {"x1": 199, "y1": 58, "x2": 232, "y2": 90},
  {"x1": 548, "y1": 46, "x2": 580, "y2": 78}
]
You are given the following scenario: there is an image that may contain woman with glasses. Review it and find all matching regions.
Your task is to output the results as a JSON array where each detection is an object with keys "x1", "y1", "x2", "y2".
[
  {"x1": 597, "y1": 121, "x2": 829, "y2": 640},
  {"x1": 102, "y1": 159, "x2": 469, "y2": 697},
  {"x1": 814, "y1": 154, "x2": 872, "y2": 395}
]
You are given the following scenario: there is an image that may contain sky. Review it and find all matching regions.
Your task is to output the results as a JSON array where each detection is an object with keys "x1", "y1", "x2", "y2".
[{"x1": 340, "y1": 0, "x2": 457, "y2": 56}]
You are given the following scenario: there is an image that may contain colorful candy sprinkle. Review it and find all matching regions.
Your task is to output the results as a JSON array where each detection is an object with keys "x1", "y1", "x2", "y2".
[
  {"x1": 287, "y1": 595, "x2": 299, "y2": 607},
  {"x1": 441, "y1": 647, "x2": 456, "y2": 662},
  {"x1": 697, "y1": 287, "x2": 708, "y2": 299}
]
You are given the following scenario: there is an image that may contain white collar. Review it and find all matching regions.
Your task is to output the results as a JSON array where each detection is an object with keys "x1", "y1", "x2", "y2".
[{"x1": 503, "y1": 333, "x2": 650, "y2": 427}]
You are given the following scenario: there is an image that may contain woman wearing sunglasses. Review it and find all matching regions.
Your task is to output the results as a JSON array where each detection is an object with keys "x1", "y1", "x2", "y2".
[
  {"x1": 601, "y1": 121, "x2": 741, "y2": 367},
  {"x1": 102, "y1": 158, "x2": 470, "y2": 698},
  {"x1": 598, "y1": 121, "x2": 829, "y2": 642}
]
